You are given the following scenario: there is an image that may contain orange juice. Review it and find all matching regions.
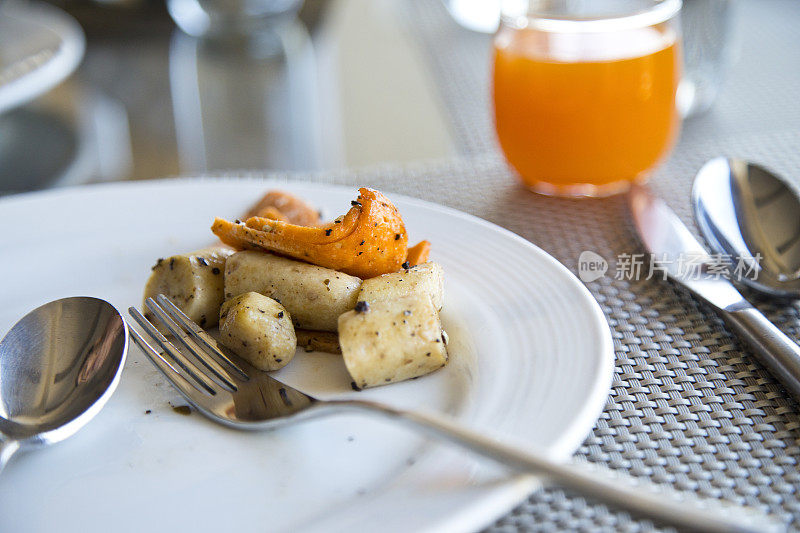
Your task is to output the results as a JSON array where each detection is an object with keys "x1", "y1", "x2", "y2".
[{"x1": 493, "y1": 26, "x2": 681, "y2": 196}]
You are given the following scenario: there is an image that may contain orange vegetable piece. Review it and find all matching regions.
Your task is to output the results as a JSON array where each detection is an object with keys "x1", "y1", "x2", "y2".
[
  {"x1": 244, "y1": 191, "x2": 320, "y2": 226},
  {"x1": 212, "y1": 188, "x2": 408, "y2": 279},
  {"x1": 406, "y1": 241, "x2": 431, "y2": 267},
  {"x1": 255, "y1": 206, "x2": 289, "y2": 223}
]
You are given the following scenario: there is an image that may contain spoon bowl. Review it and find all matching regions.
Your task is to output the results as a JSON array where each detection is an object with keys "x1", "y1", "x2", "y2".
[
  {"x1": 693, "y1": 157, "x2": 800, "y2": 299},
  {"x1": 0, "y1": 297, "x2": 127, "y2": 473}
]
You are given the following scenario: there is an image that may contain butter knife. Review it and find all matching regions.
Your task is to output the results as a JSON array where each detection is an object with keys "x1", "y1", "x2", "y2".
[{"x1": 629, "y1": 184, "x2": 800, "y2": 398}]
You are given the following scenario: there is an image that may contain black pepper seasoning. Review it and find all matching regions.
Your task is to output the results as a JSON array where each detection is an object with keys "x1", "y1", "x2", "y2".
[{"x1": 355, "y1": 301, "x2": 370, "y2": 313}]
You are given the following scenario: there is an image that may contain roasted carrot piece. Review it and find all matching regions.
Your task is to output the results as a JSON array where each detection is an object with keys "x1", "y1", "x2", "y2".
[
  {"x1": 255, "y1": 206, "x2": 289, "y2": 223},
  {"x1": 209, "y1": 219, "x2": 264, "y2": 251},
  {"x1": 212, "y1": 188, "x2": 408, "y2": 278},
  {"x1": 406, "y1": 240, "x2": 431, "y2": 267},
  {"x1": 244, "y1": 191, "x2": 320, "y2": 226}
]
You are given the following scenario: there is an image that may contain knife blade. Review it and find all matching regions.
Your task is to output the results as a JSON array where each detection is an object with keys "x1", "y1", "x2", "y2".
[
  {"x1": 628, "y1": 183, "x2": 746, "y2": 310},
  {"x1": 629, "y1": 183, "x2": 800, "y2": 399}
]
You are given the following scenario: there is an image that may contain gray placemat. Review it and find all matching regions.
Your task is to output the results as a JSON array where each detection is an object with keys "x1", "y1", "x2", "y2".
[
  {"x1": 398, "y1": 0, "x2": 800, "y2": 529},
  {"x1": 219, "y1": 130, "x2": 800, "y2": 530}
]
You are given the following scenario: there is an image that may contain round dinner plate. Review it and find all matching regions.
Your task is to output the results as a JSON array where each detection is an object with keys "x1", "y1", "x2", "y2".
[{"x1": 0, "y1": 179, "x2": 613, "y2": 533}]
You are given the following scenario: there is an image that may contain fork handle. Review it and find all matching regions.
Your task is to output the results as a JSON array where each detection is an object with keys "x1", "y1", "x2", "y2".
[{"x1": 328, "y1": 399, "x2": 783, "y2": 533}]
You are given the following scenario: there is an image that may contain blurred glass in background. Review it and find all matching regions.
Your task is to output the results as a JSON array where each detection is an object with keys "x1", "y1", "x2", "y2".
[
  {"x1": 677, "y1": 0, "x2": 737, "y2": 117},
  {"x1": 170, "y1": 20, "x2": 323, "y2": 172}
]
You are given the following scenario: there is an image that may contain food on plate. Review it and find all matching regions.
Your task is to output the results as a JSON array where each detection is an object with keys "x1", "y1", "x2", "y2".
[
  {"x1": 143, "y1": 247, "x2": 233, "y2": 328},
  {"x1": 405, "y1": 240, "x2": 431, "y2": 267},
  {"x1": 218, "y1": 292, "x2": 296, "y2": 371},
  {"x1": 211, "y1": 188, "x2": 408, "y2": 278},
  {"x1": 296, "y1": 329, "x2": 341, "y2": 354},
  {"x1": 141, "y1": 187, "x2": 449, "y2": 389},
  {"x1": 358, "y1": 262, "x2": 444, "y2": 312},
  {"x1": 338, "y1": 295, "x2": 448, "y2": 389},
  {"x1": 224, "y1": 250, "x2": 362, "y2": 332},
  {"x1": 244, "y1": 190, "x2": 321, "y2": 226}
]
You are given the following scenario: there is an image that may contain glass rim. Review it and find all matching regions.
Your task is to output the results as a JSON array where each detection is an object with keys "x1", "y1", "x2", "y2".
[{"x1": 501, "y1": 0, "x2": 682, "y2": 33}]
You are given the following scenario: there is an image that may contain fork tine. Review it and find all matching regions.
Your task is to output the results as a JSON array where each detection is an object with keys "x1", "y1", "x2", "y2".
[
  {"x1": 128, "y1": 307, "x2": 219, "y2": 396},
  {"x1": 128, "y1": 324, "x2": 211, "y2": 402},
  {"x1": 145, "y1": 298, "x2": 237, "y2": 392},
  {"x1": 155, "y1": 294, "x2": 249, "y2": 380}
]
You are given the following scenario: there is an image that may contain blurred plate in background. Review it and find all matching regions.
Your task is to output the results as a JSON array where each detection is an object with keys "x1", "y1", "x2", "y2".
[{"x1": 0, "y1": 0, "x2": 85, "y2": 115}]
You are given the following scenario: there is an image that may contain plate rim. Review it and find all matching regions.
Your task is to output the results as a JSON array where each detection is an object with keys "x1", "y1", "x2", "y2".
[{"x1": 0, "y1": 177, "x2": 614, "y2": 532}]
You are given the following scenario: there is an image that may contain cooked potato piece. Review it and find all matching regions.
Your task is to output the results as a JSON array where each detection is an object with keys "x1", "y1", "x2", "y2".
[
  {"x1": 218, "y1": 292, "x2": 296, "y2": 371},
  {"x1": 224, "y1": 251, "x2": 362, "y2": 332},
  {"x1": 357, "y1": 262, "x2": 444, "y2": 311},
  {"x1": 296, "y1": 329, "x2": 341, "y2": 354},
  {"x1": 143, "y1": 247, "x2": 233, "y2": 328},
  {"x1": 338, "y1": 295, "x2": 448, "y2": 388}
]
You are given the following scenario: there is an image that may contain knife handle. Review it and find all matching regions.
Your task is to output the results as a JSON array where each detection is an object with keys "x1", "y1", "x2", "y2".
[{"x1": 722, "y1": 306, "x2": 800, "y2": 398}]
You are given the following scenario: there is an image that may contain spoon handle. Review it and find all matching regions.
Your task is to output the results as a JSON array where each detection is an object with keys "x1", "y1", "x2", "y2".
[
  {"x1": 0, "y1": 439, "x2": 20, "y2": 476},
  {"x1": 722, "y1": 306, "x2": 800, "y2": 398}
]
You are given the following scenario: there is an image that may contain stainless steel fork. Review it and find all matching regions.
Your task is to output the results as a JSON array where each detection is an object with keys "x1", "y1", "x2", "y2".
[{"x1": 128, "y1": 294, "x2": 783, "y2": 533}]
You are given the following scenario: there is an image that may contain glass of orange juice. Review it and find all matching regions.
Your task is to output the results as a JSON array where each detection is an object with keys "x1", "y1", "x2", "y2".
[{"x1": 493, "y1": 0, "x2": 683, "y2": 197}]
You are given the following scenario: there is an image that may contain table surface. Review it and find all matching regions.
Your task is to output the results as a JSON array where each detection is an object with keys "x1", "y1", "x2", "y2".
[
  {"x1": 0, "y1": 0, "x2": 455, "y2": 193},
  {"x1": 4, "y1": 0, "x2": 800, "y2": 532}
]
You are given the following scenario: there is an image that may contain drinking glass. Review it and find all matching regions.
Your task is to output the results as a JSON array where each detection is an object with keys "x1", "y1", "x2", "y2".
[
  {"x1": 493, "y1": 0, "x2": 683, "y2": 197},
  {"x1": 679, "y1": 0, "x2": 736, "y2": 117}
]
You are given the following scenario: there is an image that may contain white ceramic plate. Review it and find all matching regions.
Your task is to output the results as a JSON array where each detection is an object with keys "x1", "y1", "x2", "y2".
[
  {"x1": 0, "y1": 179, "x2": 613, "y2": 533},
  {"x1": 0, "y1": 0, "x2": 85, "y2": 115}
]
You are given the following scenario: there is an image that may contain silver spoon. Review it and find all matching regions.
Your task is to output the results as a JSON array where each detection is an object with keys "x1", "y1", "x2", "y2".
[
  {"x1": 693, "y1": 157, "x2": 800, "y2": 298},
  {"x1": 0, "y1": 297, "x2": 128, "y2": 474}
]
